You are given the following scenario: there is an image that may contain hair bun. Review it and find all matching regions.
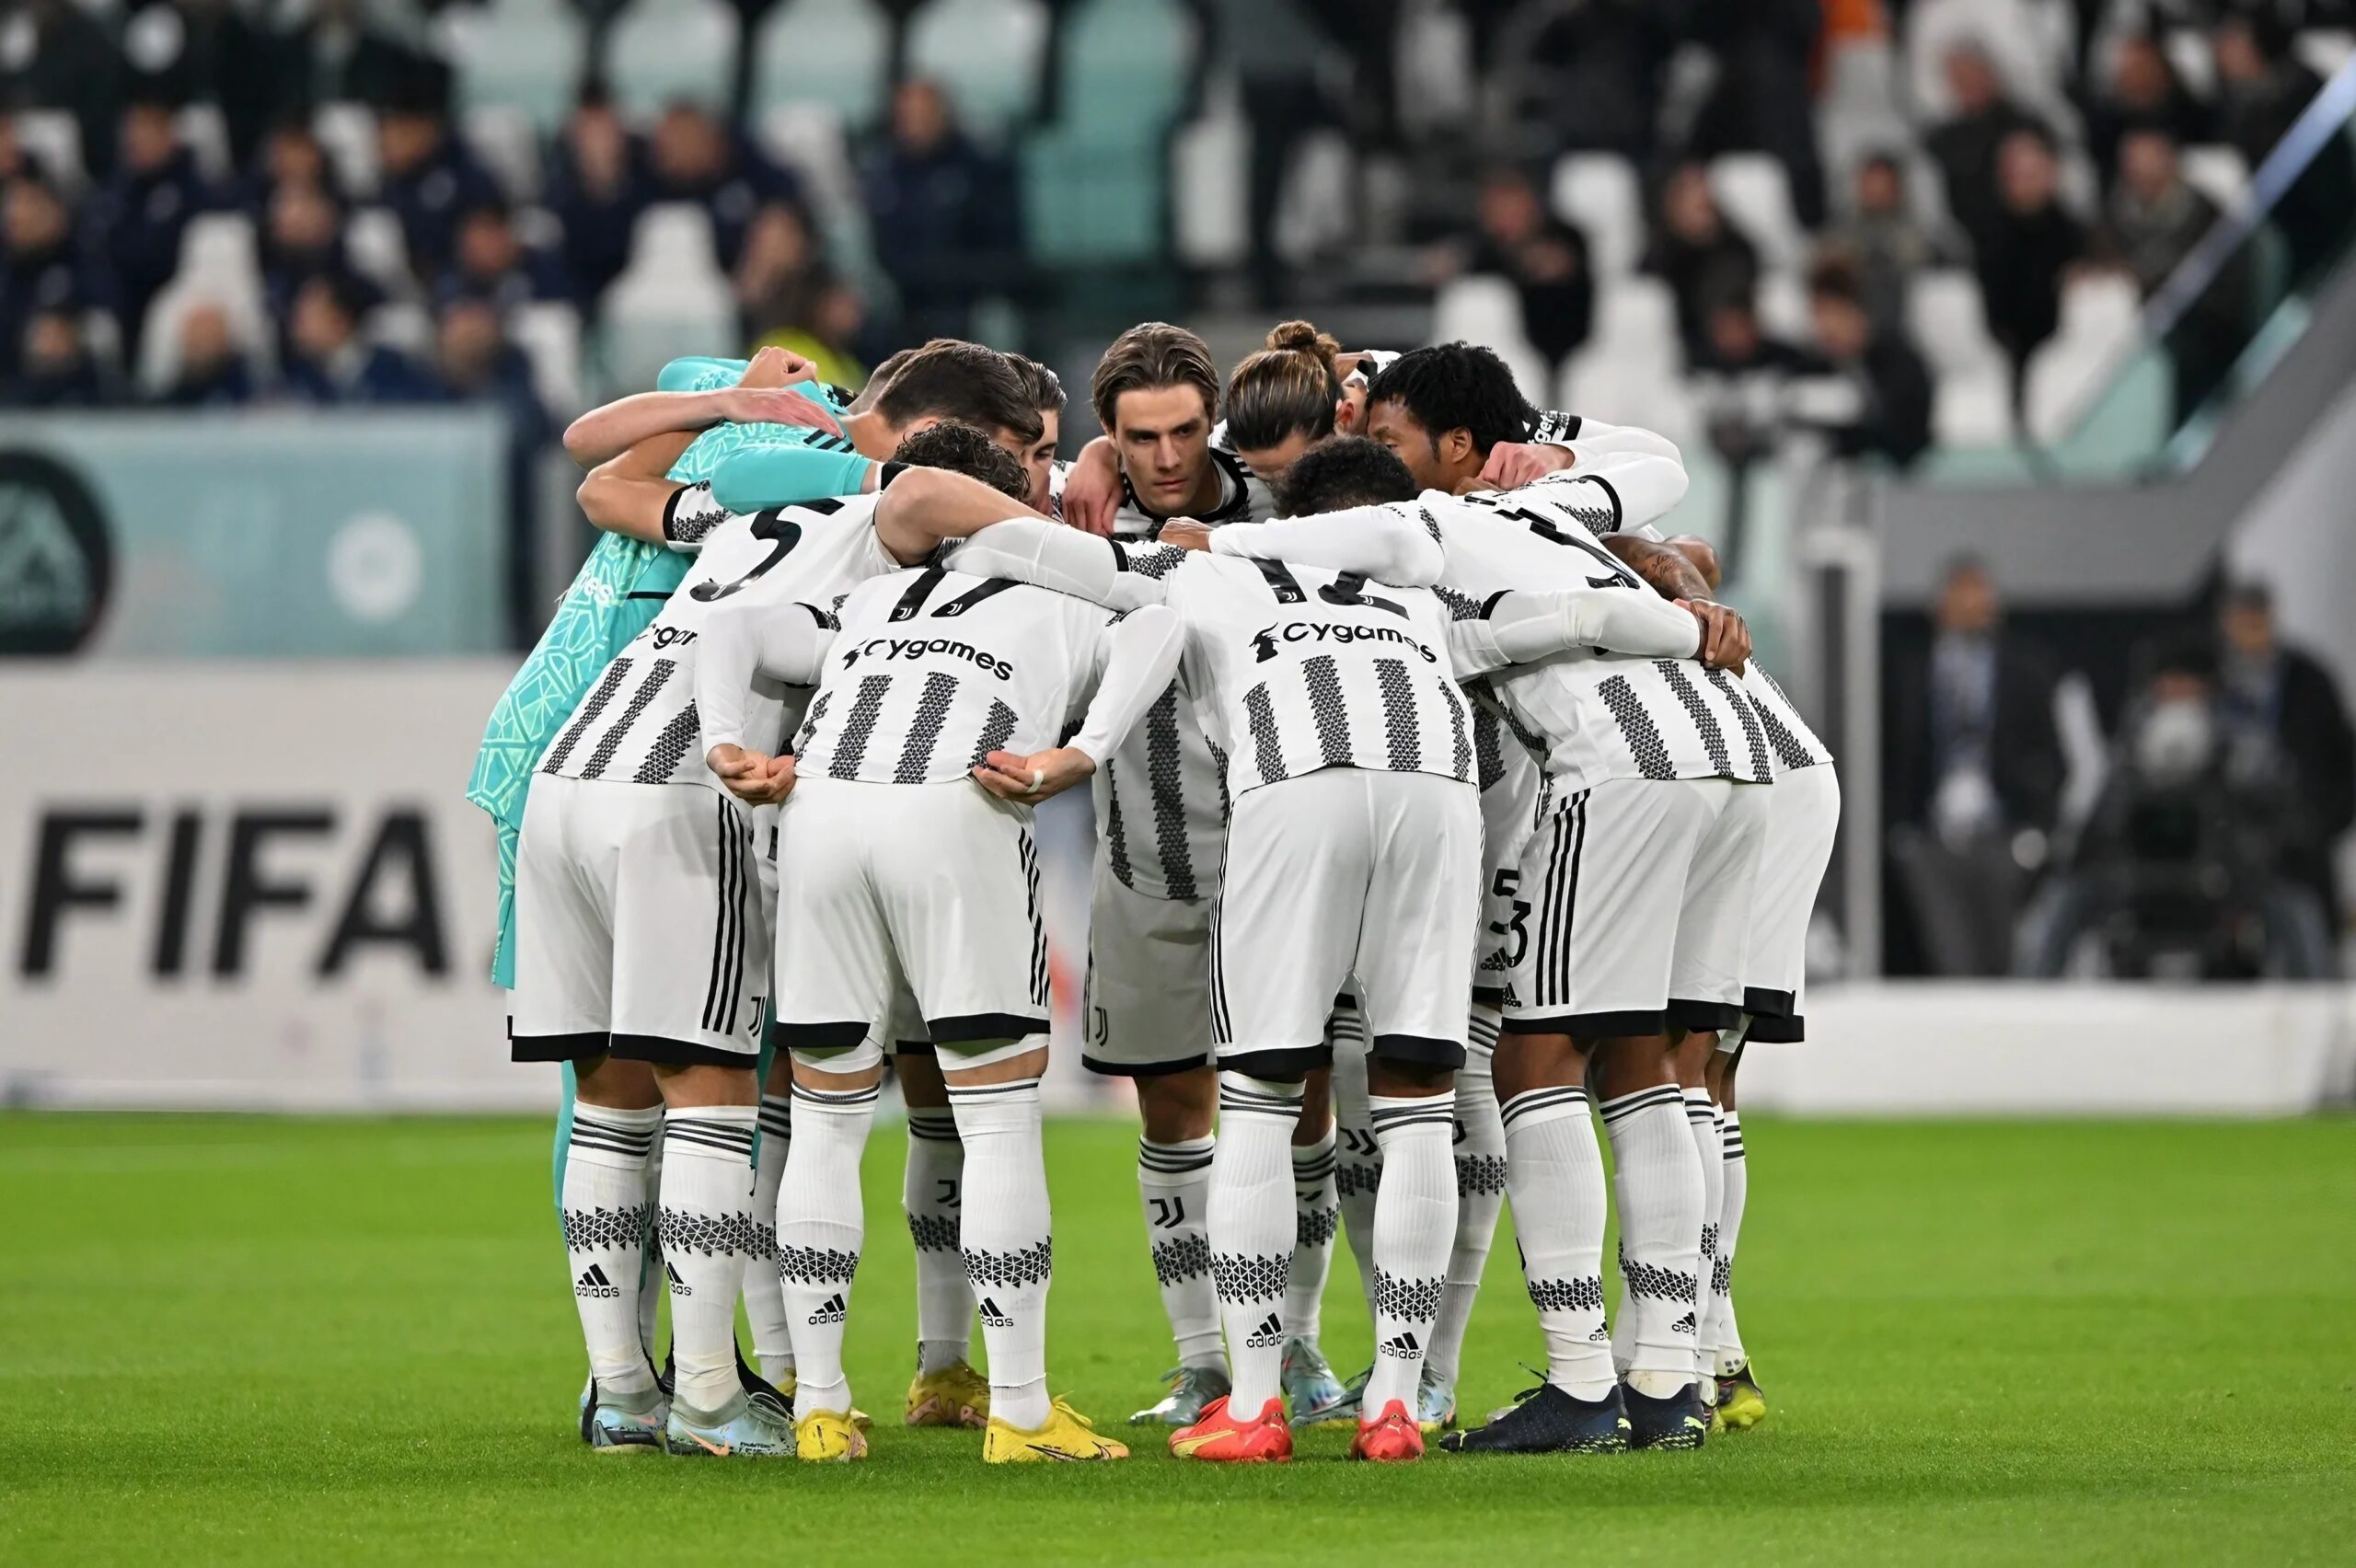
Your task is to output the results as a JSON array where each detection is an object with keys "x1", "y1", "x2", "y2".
[{"x1": 1265, "y1": 319, "x2": 1341, "y2": 368}]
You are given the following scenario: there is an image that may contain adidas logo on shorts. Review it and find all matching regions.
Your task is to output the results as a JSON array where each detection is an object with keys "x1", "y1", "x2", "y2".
[
  {"x1": 665, "y1": 1261, "x2": 690, "y2": 1297},
  {"x1": 574, "y1": 1264, "x2": 621, "y2": 1300},
  {"x1": 979, "y1": 1297, "x2": 1014, "y2": 1329},
  {"x1": 1244, "y1": 1311, "x2": 1285, "y2": 1350},
  {"x1": 1378, "y1": 1331, "x2": 1422, "y2": 1360},
  {"x1": 807, "y1": 1292, "x2": 848, "y2": 1326}
]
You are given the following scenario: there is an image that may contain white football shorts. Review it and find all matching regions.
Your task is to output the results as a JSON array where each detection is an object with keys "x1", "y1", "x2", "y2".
[
  {"x1": 1741, "y1": 763, "x2": 1840, "y2": 1042},
  {"x1": 1081, "y1": 856, "x2": 1214, "y2": 1078}
]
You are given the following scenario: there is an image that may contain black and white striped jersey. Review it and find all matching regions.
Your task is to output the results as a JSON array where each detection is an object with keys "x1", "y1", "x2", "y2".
[
  {"x1": 1745, "y1": 661, "x2": 1834, "y2": 773},
  {"x1": 541, "y1": 495, "x2": 895, "y2": 790},
  {"x1": 789, "y1": 565, "x2": 1170, "y2": 786},
  {"x1": 1088, "y1": 537, "x2": 1226, "y2": 900},
  {"x1": 1472, "y1": 698, "x2": 1546, "y2": 986},
  {"x1": 1114, "y1": 445, "x2": 1275, "y2": 537},
  {"x1": 1158, "y1": 553, "x2": 1475, "y2": 800}
]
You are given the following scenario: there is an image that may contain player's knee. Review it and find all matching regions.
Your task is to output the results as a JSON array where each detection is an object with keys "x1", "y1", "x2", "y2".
[
  {"x1": 1365, "y1": 1056, "x2": 1455, "y2": 1098},
  {"x1": 576, "y1": 1054, "x2": 660, "y2": 1109},
  {"x1": 1136, "y1": 1064, "x2": 1217, "y2": 1142},
  {"x1": 1292, "y1": 1066, "x2": 1334, "y2": 1142},
  {"x1": 653, "y1": 1059, "x2": 758, "y2": 1107},
  {"x1": 1674, "y1": 1029, "x2": 1717, "y2": 1087},
  {"x1": 1216, "y1": 1047, "x2": 1320, "y2": 1084},
  {"x1": 789, "y1": 1043, "x2": 885, "y2": 1091},
  {"x1": 938, "y1": 1033, "x2": 1049, "y2": 1088},
  {"x1": 1492, "y1": 1030, "x2": 1583, "y2": 1101},
  {"x1": 1588, "y1": 1034, "x2": 1676, "y2": 1100}
]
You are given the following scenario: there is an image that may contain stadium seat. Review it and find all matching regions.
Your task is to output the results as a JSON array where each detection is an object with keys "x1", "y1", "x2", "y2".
[
  {"x1": 1171, "y1": 80, "x2": 1249, "y2": 267},
  {"x1": 2293, "y1": 29, "x2": 2355, "y2": 80},
  {"x1": 440, "y1": 0, "x2": 586, "y2": 137},
  {"x1": 606, "y1": 0, "x2": 741, "y2": 118},
  {"x1": 906, "y1": 0, "x2": 1051, "y2": 137},
  {"x1": 1560, "y1": 277, "x2": 1697, "y2": 446},
  {"x1": 513, "y1": 301, "x2": 585, "y2": 413},
  {"x1": 601, "y1": 202, "x2": 735, "y2": 393},
  {"x1": 1432, "y1": 276, "x2": 1547, "y2": 403},
  {"x1": 14, "y1": 110, "x2": 85, "y2": 190},
  {"x1": 1275, "y1": 130, "x2": 1354, "y2": 266},
  {"x1": 174, "y1": 103, "x2": 231, "y2": 183},
  {"x1": 1907, "y1": 269, "x2": 2015, "y2": 446},
  {"x1": 140, "y1": 220, "x2": 271, "y2": 394},
  {"x1": 751, "y1": 0, "x2": 892, "y2": 132},
  {"x1": 313, "y1": 102, "x2": 379, "y2": 197},
  {"x1": 465, "y1": 106, "x2": 545, "y2": 203},
  {"x1": 2165, "y1": 30, "x2": 2216, "y2": 101},
  {"x1": 2181, "y1": 144, "x2": 2251, "y2": 213},
  {"x1": 1709, "y1": 154, "x2": 1805, "y2": 273},
  {"x1": 1396, "y1": 0, "x2": 1475, "y2": 139},
  {"x1": 345, "y1": 207, "x2": 416, "y2": 298},
  {"x1": 1549, "y1": 152, "x2": 1642, "y2": 278},
  {"x1": 1816, "y1": 37, "x2": 1908, "y2": 190},
  {"x1": 1756, "y1": 268, "x2": 1809, "y2": 341},
  {"x1": 179, "y1": 212, "x2": 260, "y2": 287},
  {"x1": 1058, "y1": 0, "x2": 1195, "y2": 142},
  {"x1": 2024, "y1": 273, "x2": 2143, "y2": 444},
  {"x1": 367, "y1": 300, "x2": 433, "y2": 356},
  {"x1": 1022, "y1": 132, "x2": 1166, "y2": 265}
]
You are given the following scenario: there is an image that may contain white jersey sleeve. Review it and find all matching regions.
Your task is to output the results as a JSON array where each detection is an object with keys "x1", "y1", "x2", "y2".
[{"x1": 1489, "y1": 446, "x2": 1689, "y2": 537}]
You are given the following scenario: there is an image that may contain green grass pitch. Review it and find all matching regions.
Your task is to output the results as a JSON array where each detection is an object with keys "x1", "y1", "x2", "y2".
[{"x1": 5, "y1": 1113, "x2": 2352, "y2": 1565}]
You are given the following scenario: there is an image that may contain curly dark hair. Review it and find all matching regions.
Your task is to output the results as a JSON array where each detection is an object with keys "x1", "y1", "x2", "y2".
[
  {"x1": 1273, "y1": 435, "x2": 1418, "y2": 516},
  {"x1": 1366, "y1": 342, "x2": 1537, "y2": 457},
  {"x1": 892, "y1": 420, "x2": 1031, "y2": 503}
]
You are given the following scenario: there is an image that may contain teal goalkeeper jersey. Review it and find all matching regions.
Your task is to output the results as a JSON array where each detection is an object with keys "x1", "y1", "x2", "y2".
[{"x1": 466, "y1": 358, "x2": 863, "y2": 837}]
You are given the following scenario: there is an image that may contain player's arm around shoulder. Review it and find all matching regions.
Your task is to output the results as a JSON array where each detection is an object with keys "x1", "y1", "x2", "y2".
[
  {"x1": 1191, "y1": 501, "x2": 1444, "y2": 586},
  {"x1": 973, "y1": 602, "x2": 1182, "y2": 807},
  {"x1": 698, "y1": 592, "x2": 837, "y2": 806}
]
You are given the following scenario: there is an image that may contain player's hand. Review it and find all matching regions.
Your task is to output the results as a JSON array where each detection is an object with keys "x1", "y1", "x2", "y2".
[
  {"x1": 1478, "y1": 441, "x2": 1575, "y2": 490},
  {"x1": 713, "y1": 384, "x2": 843, "y2": 437},
  {"x1": 1158, "y1": 519, "x2": 1213, "y2": 553},
  {"x1": 1061, "y1": 440, "x2": 1122, "y2": 536},
  {"x1": 708, "y1": 744, "x2": 798, "y2": 804},
  {"x1": 736, "y1": 344, "x2": 817, "y2": 389},
  {"x1": 1678, "y1": 601, "x2": 1750, "y2": 673},
  {"x1": 972, "y1": 746, "x2": 1096, "y2": 803}
]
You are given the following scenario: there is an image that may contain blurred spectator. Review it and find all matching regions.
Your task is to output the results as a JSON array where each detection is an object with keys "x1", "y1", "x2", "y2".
[
  {"x1": 2090, "y1": 126, "x2": 2252, "y2": 420},
  {"x1": 119, "y1": 0, "x2": 280, "y2": 167},
  {"x1": 1823, "y1": 151, "x2": 1949, "y2": 334},
  {"x1": 0, "y1": 174, "x2": 106, "y2": 382},
  {"x1": 1883, "y1": 556, "x2": 2064, "y2": 974},
  {"x1": 1696, "y1": 288, "x2": 1813, "y2": 379},
  {"x1": 1208, "y1": 0, "x2": 1338, "y2": 306},
  {"x1": 276, "y1": 0, "x2": 434, "y2": 114},
  {"x1": 1443, "y1": 167, "x2": 1594, "y2": 377},
  {"x1": 647, "y1": 101, "x2": 801, "y2": 273},
  {"x1": 12, "y1": 306, "x2": 106, "y2": 404},
  {"x1": 1685, "y1": 0, "x2": 1828, "y2": 225},
  {"x1": 1642, "y1": 160, "x2": 1761, "y2": 368},
  {"x1": 1974, "y1": 127, "x2": 2084, "y2": 396},
  {"x1": 545, "y1": 89, "x2": 647, "y2": 311},
  {"x1": 153, "y1": 298, "x2": 254, "y2": 406},
  {"x1": 1691, "y1": 287, "x2": 1814, "y2": 580},
  {"x1": 1923, "y1": 43, "x2": 2049, "y2": 265},
  {"x1": 736, "y1": 201, "x2": 870, "y2": 384},
  {"x1": 239, "y1": 121, "x2": 343, "y2": 219},
  {"x1": 0, "y1": 0, "x2": 125, "y2": 176},
  {"x1": 281, "y1": 271, "x2": 426, "y2": 404},
  {"x1": 861, "y1": 80, "x2": 1021, "y2": 346},
  {"x1": 426, "y1": 294, "x2": 551, "y2": 643},
  {"x1": 2081, "y1": 31, "x2": 2208, "y2": 182},
  {"x1": 2213, "y1": 9, "x2": 2356, "y2": 287},
  {"x1": 90, "y1": 96, "x2": 210, "y2": 359},
  {"x1": 439, "y1": 200, "x2": 569, "y2": 312},
  {"x1": 1801, "y1": 254, "x2": 1933, "y2": 467},
  {"x1": 261, "y1": 179, "x2": 372, "y2": 328},
  {"x1": 375, "y1": 88, "x2": 502, "y2": 278},
  {"x1": 2216, "y1": 581, "x2": 2354, "y2": 923},
  {"x1": 1513, "y1": 0, "x2": 1672, "y2": 160}
]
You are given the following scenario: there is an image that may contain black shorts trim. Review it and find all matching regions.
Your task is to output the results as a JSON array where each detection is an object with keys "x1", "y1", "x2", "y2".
[
  {"x1": 509, "y1": 1028, "x2": 608, "y2": 1064},
  {"x1": 1742, "y1": 986, "x2": 1797, "y2": 1020},
  {"x1": 1369, "y1": 1032, "x2": 1467, "y2": 1070},
  {"x1": 1502, "y1": 1009, "x2": 1666, "y2": 1040},
  {"x1": 765, "y1": 1020, "x2": 871, "y2": 1050},
  {"x1": 1334, "y1": 992, "x2": 1358, "y2": 1009},
  {"x1": 1082, "y1": 1052, "x2": 1213, "y2": 1078},
  {"x1": 1669, "y1": 999, "x2": 1745, "y2": 1034},
  {"x1": 1216, "y1": 1043, "x2": 1332, "y2": 1079},
  {"x1": 893, "y1": 1040, "x2": 936, "y2": 1056},
  {"x1": 928, "y1": 1011, "x2": 1051, "y2": 1045},
  {"x1": 608, "y1": 1032, "x2": 756, "y2": 1068},
  {"x1": 1745, "y1": 1011, "x2": 1806, "y2": 1044},
  {"x1": 1471, "y1": 984, "x2": 1506, "y2": 1008}
]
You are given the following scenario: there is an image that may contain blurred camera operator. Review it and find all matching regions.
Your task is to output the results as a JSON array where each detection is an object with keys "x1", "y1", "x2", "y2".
[{"x1": 2215, "y1": 582, "x2": 2353, "y2": 932}]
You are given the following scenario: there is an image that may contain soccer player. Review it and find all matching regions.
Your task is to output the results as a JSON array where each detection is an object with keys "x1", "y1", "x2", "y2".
[
  {"x1": 511, "y1": 423, "x2": 1057, "y2": 1458},
  {"x1": 1204, "y1": 353, "x2": 1767, "y2": 1454},
  {"x1": 697, "y1": 444, "x2": 1179, "y2": 1464}
]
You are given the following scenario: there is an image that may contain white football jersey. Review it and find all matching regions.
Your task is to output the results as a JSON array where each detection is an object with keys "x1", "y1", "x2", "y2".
[
  {"x1": 1114, "y1": 445, "x2": 1274, "y2": 538},
  {"x1": 541, "y1": 495, "x2": 895, "y2": 790},
  {"x1": 1156, "y1": 552, "x2": 1473, "y2": 800},
  {"x1": 1745, "y1": 661, "x2": 1834, "y2": 773},
  {"x1": 791, "y1": 564, "x2": 1136, "y2": 785}
]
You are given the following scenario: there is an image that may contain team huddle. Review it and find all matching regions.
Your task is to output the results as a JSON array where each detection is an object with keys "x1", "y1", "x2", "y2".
[{"x1": 468, "y1": 319, "x2": 1840, "y2": 1464}]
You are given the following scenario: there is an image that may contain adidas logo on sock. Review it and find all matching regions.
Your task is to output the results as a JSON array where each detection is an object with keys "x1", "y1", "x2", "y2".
[
  {"x1": 978, "y1": 1297, "x2": 1014, "y2": 1329},
  {"x1": 807, "y1": 1293, "x2": 847, "y2": 1326},
  {"x1": 574, "y1": 1264, "x2": 622, "y2": 1300},
  {"x1": 665, "y1": 1261, "x2": 690, "y2": 1297},
  {"x1": 1244, "y1": 1312, "x2": 1285, "y2": 1350},
  {"x1": 1670, "y1": 1313, "x2": 1697, "y2": 1334},
  {"x1": 1378, "y1": 1331, "x2": 1421, "y2": 1359}
]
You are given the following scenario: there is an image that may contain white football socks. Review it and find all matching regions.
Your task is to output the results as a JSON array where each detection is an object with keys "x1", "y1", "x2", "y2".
[
  {"x1": 562, "y1": 1104, "x2": 661, "y2": 1400},
  {"x1": 1600, "y1": 1086, "x2": 1705, "y2": 1399},
  {"x1": 1685, "y1": 1087, "x2": 1726, "y2": 1394},
  {"x1": 776, "y1": 1078, "x2": 876, "y2": 1419},
  {"x1": 1427, "y1": 1023, "x2": 1505, "y2": 1386},
  {"x1": 1285, "y1": 1125, "x2": 1339, "y2": 1343},
  {"x1": 905, "y1": 1107, "x2": 974, "y2": 1377},
  {"x1": 1500, "y1": 1085, "x2": 1615, "y2": 1400},
  {"x1": 1207, "y1": 1073, "x2": 1301, "y2": 1416},
  {"x1": 637, "y1": 1127, "x2": 664, "y2": 1356},
  {"x1": 1138, "y1": 1134, "x2": 1223, "y2": 1370},
  {"x1": 1362, "y1": 1091, "x2": 1458, "y2": 1417},
  {"x1": 1327, "y1": 1030, "x2": 1382, "y2": 1313},
  {"x1": 656, "y1": 1104, "x2": 758, "y2": 1413},
  {"x1": 949, "y1": 1071, "x2": 1053, "y2": 1432},
  {"x1": 744, "y1": 1092, "x2": 794, "y2": 1388},
  {"x1": 1706, "y1": 1110, "x2": 1749, "y2": 1375}
]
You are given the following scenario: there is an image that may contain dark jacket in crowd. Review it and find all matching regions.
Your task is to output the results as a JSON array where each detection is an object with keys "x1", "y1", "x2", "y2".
[
  {"x1": 1469, "y1": 217, "x2": 1595, "y2": 371},
  {"x1": 1925, "y1": 97, "x2": 2049, "y2": 262},
  {"x1": 1642, "y1": 223, "x2": 1761, "y2": 369},
  {"x1": 90, "y1": 144, "x2": 212, "y2": 351},
  {"x1": 378, "y1": 137, "x2": 504, "y2": 278},
  {"x1": 1976, "y1": 202, "x2": 2085, "y2": 373},
  {"x1": 1884, "y1": 630, "x2": 2066, "y2": 835},
  {"x1": 862, "y1": 131, "x2": 1021, "y2": 341},
  {"x1": 283, "y1": 341, "x2": 432, "y2": 405}
]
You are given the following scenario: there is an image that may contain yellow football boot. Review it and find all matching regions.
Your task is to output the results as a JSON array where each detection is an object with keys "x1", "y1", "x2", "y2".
[
  {"x1": 907, "y1": 1359, "x2": 992, "y2": 1428},
  {"x1": 793, "y1": 1408, "x2": 870, "y2": 1461},
  {"x1": 1715, "y1": 1362, "x2": 1768, "y2": 1431},
  {"x1": 982, "y1": 1398, "x2": 1131, "y2": 1463}
]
